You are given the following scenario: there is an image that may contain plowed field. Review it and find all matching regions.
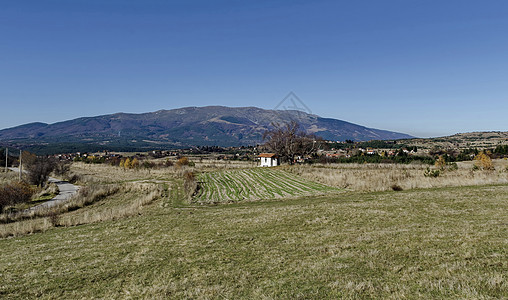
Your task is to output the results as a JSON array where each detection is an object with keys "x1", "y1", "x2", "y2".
[{"x1": 194, "y1": 168, "x2": 338, "y2": 203}]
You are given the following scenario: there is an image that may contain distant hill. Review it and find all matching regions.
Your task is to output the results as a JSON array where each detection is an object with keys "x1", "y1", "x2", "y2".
[
  {"x1": 0, "y1": 106, "x2": 413, "y2": 154},
  {"x1": 395, "y1": 131, "x2": 508, "y2": 151}
]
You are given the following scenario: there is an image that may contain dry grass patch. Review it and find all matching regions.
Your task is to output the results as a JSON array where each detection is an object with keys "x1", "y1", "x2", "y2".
[
  {"x1": 287, "y1": 160, "x2": 508, "y2": 192},
  {"x1": 193, "y1": 159, "x2": 257, "y2": 171},
  {"x1": 0, "y1": 170, "x2": 18, "y2": 185},
  {"x1": 69, "y1": 162, "x2": 186, "y2": 184}
]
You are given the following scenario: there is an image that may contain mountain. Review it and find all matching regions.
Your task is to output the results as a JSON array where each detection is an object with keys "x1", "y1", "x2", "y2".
[{"x1": 0, "y1": 106, "x2": 413, "y2": 154}]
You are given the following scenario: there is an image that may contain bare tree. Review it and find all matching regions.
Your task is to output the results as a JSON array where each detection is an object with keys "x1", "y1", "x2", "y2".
[
  {"x1": 21, "y1": 151, "x2": 36, "y2": 166},
  {"x1": 26, "y1": 156, "x2": 56, "y2": 187},
  {"x1": 54, "y1": 160, "x2": 71, "y2": 177},
  {"x1": 263, "y1": 121, "x2": 321, "y2": 164}
]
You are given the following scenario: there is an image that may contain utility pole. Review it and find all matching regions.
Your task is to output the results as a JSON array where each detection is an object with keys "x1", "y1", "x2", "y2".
[
  {"x1": 4, "y1": 147, "x2": 7, "y2": 173},
  {"x1": 19, "y1": 149, "x2": 22, "y2": 180}
]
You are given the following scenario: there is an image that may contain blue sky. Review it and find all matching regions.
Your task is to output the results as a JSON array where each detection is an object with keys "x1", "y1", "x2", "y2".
[{"x1": 1, "y1": 0, "x2": 507, "y2": 137}]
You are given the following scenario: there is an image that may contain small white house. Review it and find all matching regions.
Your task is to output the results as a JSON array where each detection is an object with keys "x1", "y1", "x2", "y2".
[{"x1": 259, "y1": 153, "x2": 279, "y2": 167}]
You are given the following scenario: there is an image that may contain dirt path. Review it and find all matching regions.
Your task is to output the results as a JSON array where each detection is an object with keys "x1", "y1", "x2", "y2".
[{"x1": 9, "y1": 168, "x2": 80, "y2": 211}]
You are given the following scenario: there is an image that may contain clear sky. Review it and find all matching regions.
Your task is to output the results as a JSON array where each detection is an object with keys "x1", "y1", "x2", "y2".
[{"x1": 1, "y1": 0, "x2": 507, "y2": 137}]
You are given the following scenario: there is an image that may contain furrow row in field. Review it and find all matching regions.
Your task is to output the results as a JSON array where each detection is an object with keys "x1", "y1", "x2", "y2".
[
  {"x1": 227, "y1": 170, "x2": 263, "y2": 200},
  {"x1": 245, "y1": 169, "x2": 280, "y2": 198},
  {"x1": 274, "y1": 170, "x2": 331, "y2": 191},
  {"x1": 258, "y1": 170, "x2": 301, "y2": 196},
  {"x1": 263, "y1": 169, "x2": 326, "y2": 193},
  {"x1": 232, "y1": 170, "x2": 263, "y2": 200},
  {"x1": 194, "y1": 168, "x2": 339, "y2": 204},
  {"x1": 261, "y1": 170, "x2": 311, "y2": 194}
]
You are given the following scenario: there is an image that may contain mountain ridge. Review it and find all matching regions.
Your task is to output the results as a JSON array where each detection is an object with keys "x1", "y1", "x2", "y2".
[{"x1": 0, "y1": 106, "x2": 414, "y2": 154}]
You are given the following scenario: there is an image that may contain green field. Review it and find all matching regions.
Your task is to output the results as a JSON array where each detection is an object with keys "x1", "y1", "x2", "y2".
[
  {"x1": 1, "y1": 183, "x2": 507, "y2": 298},
  {"x1": 195, "y1": 168, "x2": 338, "y2": 203}
]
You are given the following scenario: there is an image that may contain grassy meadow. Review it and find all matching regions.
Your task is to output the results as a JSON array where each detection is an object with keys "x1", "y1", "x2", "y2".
[{"x1": 0, "y1": 160, "x2": 507, "y2": 298}]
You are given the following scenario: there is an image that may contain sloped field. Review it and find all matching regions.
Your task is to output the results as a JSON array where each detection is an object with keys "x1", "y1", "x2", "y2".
[{"x1": 194, "y1": 167, "x2": 338, "y2": 203}]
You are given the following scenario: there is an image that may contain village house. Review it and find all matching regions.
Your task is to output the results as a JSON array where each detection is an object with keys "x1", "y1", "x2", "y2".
[
  {"x1": 366, "y1": 147, "x2": 376, "y2": 155},
  {"x1": 259, "y1": 153, "x2": 279, "y2": 167}
]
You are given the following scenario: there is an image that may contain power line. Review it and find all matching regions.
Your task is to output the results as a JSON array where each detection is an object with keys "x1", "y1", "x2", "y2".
[
  {"x1": 4, "y1": 147, "x2": 7, "y2": 173},
  {"x1": 2, "y1": 146, "x2": 23, "y2": 179},
  {"x1": 19, "y1": 149, "x2": 22, "y2": 180}
]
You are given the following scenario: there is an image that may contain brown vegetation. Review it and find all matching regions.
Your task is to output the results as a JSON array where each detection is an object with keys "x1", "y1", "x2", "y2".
[
  {"x1": 0, "y1": 181, "x2": 34, "y2": 212},
  {"x1": 53, "y1": 160, "x2": 71, "y2": 177},
  {"x1": 176, "y1": 156, "x2": 190, "y2": 167},
  {"x1": 183, "y1": 171, "x2": 197, "y2": 199},
  {"x1": 25, "y1": 156, "x2": 56, "y2": 187},
  {"x1": 0, "y1": 183, "x2": 163, "y2": 238},
  {"x1": 474, "y1": 151, "x2": 495, "y2": 170},
  {"x1": 286, "y1": 160, "x2": 508, "y2": 192},
  {"x1": 0, "y1": 171, "x2": 18, "y2": 185},
  {"x1": 263, "y1": 121, "x2": 321, "y2": 163}
]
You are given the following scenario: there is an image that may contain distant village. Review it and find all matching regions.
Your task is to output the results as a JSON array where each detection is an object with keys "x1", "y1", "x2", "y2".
[{"x1": 47, "y1": 140, "x2": 433, "y2": 165}]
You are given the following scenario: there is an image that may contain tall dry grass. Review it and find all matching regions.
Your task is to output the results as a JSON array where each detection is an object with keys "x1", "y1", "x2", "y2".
[
  {"x1": 60, "y1": 183, "x2": 163, "y2": 227},
  {"x1": 0, "y1": 217, "x2": 53, "y2": 238},
  {"x1": 0, "y1": 182, "x2": 164, "y2": 238},
  {"x1": 31, "y1": 182, "x2": 59, "y2": 199},
  {"x1": 0, "y1": 171, "x2": 18, "y2": 185},
  {"x1": 286, "y1": 160, "x2": 508, "y2": 192},
  {"x1": 69, "y1": 162, "x2": 196, "y2": 184},
  {"x1": 0, "y1": 185, "x2": 119, "y2": 224},
  {"x1": 194, "y1": 160, "x2": 257, "y2": 171}
]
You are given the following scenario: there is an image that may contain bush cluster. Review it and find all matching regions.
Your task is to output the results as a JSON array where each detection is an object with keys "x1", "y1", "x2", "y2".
[
  {"x1": 474, "y1": 152, "x2": 494, "y2": 170},
  {"x1": 176, "y1": 156, "x2": 195, "y2": 167},
  {"x1": 424, "y1": 167, "x2": 441, "y2": 178},
  {"x1": 0, "y1": 181, "x2": 34, "y2": 212},
  {"x1": 183, "y1": 171, "x2": 197, "y2": 197}
]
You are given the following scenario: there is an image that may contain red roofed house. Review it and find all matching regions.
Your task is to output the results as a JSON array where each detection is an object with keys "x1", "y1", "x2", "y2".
[{"x1": 259, "y1": 153, "x2": 279, "y2": 167}]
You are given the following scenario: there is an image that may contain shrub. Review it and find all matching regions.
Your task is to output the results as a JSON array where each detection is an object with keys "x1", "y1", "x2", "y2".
[
  {"x1": 176, "y1": 156, "x2": 190, "y2": 167},
  {"x1": 494, "y1": 145, "x2": 508, "y2": 155},
  {"x1": 143, "y1": 161, "x2": 155, "y2": 169},
  {"x1": 184, "y1": 170, "x2": 195, "y2": 181},
  {"x1": 54, "y1": 160, "x2": 71, "y2": 177},
  {"x1": 165, "y1": 159, "x2": 174, "y2": 167},
  {"x1": 0, "y1": 181, "x2": 34, "y2": 212},
  {"x1": 474, "y1": 152, "x2": 494, "y2": 170},
  {"x1": 448, "y1": 162, "x2": 459, "y2": 171},
  {"x1": 424, "y1": 167, "x2": 440, "y2": 178},
  {"x1": 66, "y1": 173, "x2": 81, "y2": 184},
  {"x1": 435, "y1": 155, "x2": 446, "y2": 170},
  {"x1": 131, "y1": 158, "x2": 140, "y2": 169},
  {"x1": 391, "y1": 184, "x2": 403, "y2": 191},
  {"x1": 124, "y1": 158, "x2": 132, "y2": 169},
  {"x1": 47, "y1": 211, "x2": 61, "y2": 227},
  {"x1": 183, "y1": 171, "x2": 197, "y2": 198}
]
